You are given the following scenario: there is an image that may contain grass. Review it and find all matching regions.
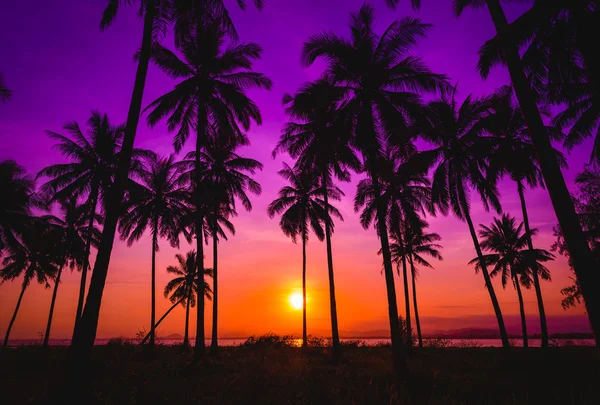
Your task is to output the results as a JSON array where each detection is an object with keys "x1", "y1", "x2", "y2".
[{"x1": 1, "y1": 336, "x2": 599, "y2": 404}]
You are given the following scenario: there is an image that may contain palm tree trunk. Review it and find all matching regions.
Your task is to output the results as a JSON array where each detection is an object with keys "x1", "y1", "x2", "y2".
[
  {"x1": 44, "y1": 261, "x2": 65, "y2": 348},
  {"x1": 322, "y1": 172, "x2": 341, "y2": 362},
  {"x1": 302, "y1": 227, "x2": 308, "y2": 348},
  {"x1": 211, "y1": 233, "x2": 218, "y2": 351},
  {"x1": 401, "y1": 253, "x2": 412, "y2": 347},
  {"x1": 514, "y1": 275, "x2": 528, "y2": 348},
  {"x1": 517, "y1": 180, "x2": 548, "y2": 348},
  {"x1": 183, "y1": 289, "x2": 191, "y2": 349},
  {"x1": 74, "y1": 183, "x2": 99, "y2": 325},
  {"x1": 459, "y1": 187, "x2": 509, "y2": 348},
  {"x1": 486, "y1": 0, "x2": 600, "y2": 349},
  {"x1": 141, "y1": 297, "x2": 185, "y2": 345},
  {"x1": 3, "y1": 282, "x2": 27, "y2": 348},
  {"x1": 194, "y1": 216, "x2": 205, "y2": 360},
  {"x1": 69, "y1": 0, "x2": 157, "y2": 370},
  {"x1": 150, "y1": 228, "x2": 157, "y2": 347},
  {"x1": 409, "y1": 256, "x2": 423, "y2": 348}
]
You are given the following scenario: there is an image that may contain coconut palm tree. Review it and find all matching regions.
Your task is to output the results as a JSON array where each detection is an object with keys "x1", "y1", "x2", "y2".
[
  {"x1": 164, "y1": 250, "x2": 213, "y2": 349},
  {"x1": 484, "y1": 85, "x2": 566, "y2": 348},
  {"x1": 302, "y1": 4, "x2": 448, "y2": 370},
  {"x1": 452, "y1": 0, "x2": 600, "y2": 348},
  {"x1": 355, "y1": 148, "x2": 433, "y2": 347},
  {"x1": 268, "y1": 163, "x2": 342, "y2": 347},
  {"x1": 417, "y1": 87, "x2": 510, "y2": 347},
  {"x1": 41, "y1": 198, "x2": 101, "y2": 348},
  {"x1": 1, "y1": 220, "x2": 59, "y2": 347},
  {"x1": 470, "y1": 214, "x2": 554, "y2": 347},
  {"x1": 0, "y1": 73, "x2": 11, "y2": 102},
  {"x1": 275, "y1": 79, "x2": 360, "y2": 361},
  {"x1": 118, "y1": 154, "x2": 190, "y2": 348}
]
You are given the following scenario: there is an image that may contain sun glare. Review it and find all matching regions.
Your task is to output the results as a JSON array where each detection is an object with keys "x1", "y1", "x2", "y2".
[{"x1": 289, "y1": 293, "x2": 304, "y2": 310}]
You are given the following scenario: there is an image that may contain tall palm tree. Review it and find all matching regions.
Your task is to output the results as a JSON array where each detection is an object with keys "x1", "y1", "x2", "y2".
[
  {"x1": 164, "y1": 250, "x2": 213, "y2": 349},
  {"x1": 268, "y1": 163, "x2": 341, "y2": 347},
  {"x1": 0, "y1": 73, "x2": 11, "y2": 102},
  {"x1": 302, "y1": 4, "x2": 447, "y2": 371},
  {"x1": 1, "y1": 220, "x2": 59, "y2": 347},
  {"x1": 275, "y1": 79, "x2": 360, "y2": 361},
  {"x1": 145, "y1": 19, "x2": 270, "y2": 358},
  {"x1": 417, "y1": 87, "x2": 510, "y2": 347},
  {"x1": 452, "y1": 0, "x2": 600, "y2": 348},
  {"x1": 484, "y1": 85, "x2": 566, "y2": 348},
  {"x1": 118, "y1": 154, "x2": 190, "y2": 348},
  {"x1": 355, "y1": 149, "x2": 433, "y2": 347},
  {"x1": 41, "y1": 198, "x2": 101, "y2": 348},
  {"x1": 470, "y1": 214, "x2": 553, "y2": 347},
  {"x1": 390, "y1": 219, "x2": 442, "y2": 348}
]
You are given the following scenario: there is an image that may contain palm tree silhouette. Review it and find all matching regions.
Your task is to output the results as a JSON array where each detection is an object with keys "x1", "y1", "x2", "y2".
[
  {"x1": 164, "y1": 250, "x2": 213, "y2": 349},
  {"x1": 417, "y1": 87, "x2": 510, "y2": 347},
  {"x1": 276, "y1": 79, "x2": 359, "y2": 361},
  {"x1": 452, "y1": 0, "x2": 600, "y2": 348},
  {"x1": 268, "y1": 163, "x2": 341, "y2": 347},
  {"x1": 471, "y1": 214, "x2": 553, "y2": 347},
  {"x1": 1, "y1": 220, "x2": 59, "y2": 347},
  {"x1": 118, "y1": 154, "x2": 190, "y2": 348},
  {"x1": 356, "y1": 148, "x2": 433, "y2": 347},
  {"x1": 0, "y1": 73, "x2": 11, "y2": 102},
  {"x1": 484, "y1": 85, "x2": 566, "y2": 348},
  {"x1": 302, "y1": 4, "x2": 447, "y2": 371},
  {"x1": 145, "y1": 18, "x2": 270, "y2": 358},
  {"x1": 41, "y1": 198, "x2": 101, "y2": 348}
]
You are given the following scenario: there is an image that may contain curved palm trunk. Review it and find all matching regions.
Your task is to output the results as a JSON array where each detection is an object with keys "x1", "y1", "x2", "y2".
[
  {"x1": 517, "y1": 180, "x2": 548, "y2": 348},
  {"x1": 487, "y1": 0, "x2": 600, "y2": 349},
  {"x1": 409, "y1": 256, "x2": 423, "y2": 348},
  {"x1": 194, "y1": 217, "x2": 205, "y2": 360},
  {"x1": 3, "y1": 282, "x2": 27, "y2": 348},
  {"x1": 459, "y1": 188, "x2": 509, "y2": 348},
  {"x1": 183, "y1": 289, "x2": 191, "y2": 349},
  {"x1": 69, "y1": 0, "x2": 157, "y2": 372},
  {"x1": 211, "y1": 234, "x2": 218, "y2": 351},
  {"x1": 514, "y1": 275, "x2": 528, "y2": 348},
  {"x1": 302, "y1": 227, "x2": 308, "y2": 348},
  {"x1": 149, "y1": 228, "x2": 157, "y2": 347},
  {"x1": 322, "y1": 173, "x2": 341, "y2": 362},
  {"x1": 401, "y1": 253, "x2": 412, "y2": 347},
  {"x1": 141, "y1": 297, "x2": 185, "y2": 345},
  {"x1": 43, "y1": 261, "x2": 65, "y2": 348},
  {"x1": 74, "y1": 183, "x2": 99, "y2": 326}
]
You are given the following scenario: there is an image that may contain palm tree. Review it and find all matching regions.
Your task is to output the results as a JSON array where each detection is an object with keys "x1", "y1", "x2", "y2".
[
  {"x1": 453, "y1": 0, "x2": 600, "y2": 348},
  {"x1": 275, "y1": 79, "x2": 360, "y2": 361},
  {"x1": 484, "y1": 85, "x2": 566, "y2": 348},
  {"x1": 390, "y1": 220, "x2": 442, "y2": 348},
  {"x1": 164, "y1": 250, "x2": 213, "y2": 349},
  {"x1": 355, "y1": 149, "x2": 433, "y2": 347},
  {"x1": 268, "y1": 163, "x2": 341, "y2": 347},
  {"x1": 0, "y1": 73, "x2": 11, "y2": 102},
  {"x1": 41, "y1": 198, "x2": 101, "y2": 348},
  {"x1": 417, "y1": 87, "x2": 510, "y2": 347},
  {"x1": 145, "y1": 18, "x2": 270, "y2": 358},
  {"x1": 118, "y1": 154, "x2": 190, "y2": 348},
  {"x1": 471, "y1": 214, "x2": 553, "y2": 347},
  {"x1": 1, "y1": 220, "x2": 59, "y2": 347},
  {"x1": 302, "y1": 4, "x2": 447, "y2": 371}
]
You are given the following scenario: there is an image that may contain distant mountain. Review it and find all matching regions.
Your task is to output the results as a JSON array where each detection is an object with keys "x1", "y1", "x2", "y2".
[{"x1": 162, "y1": 333, "x2": 184, "y2": 340}]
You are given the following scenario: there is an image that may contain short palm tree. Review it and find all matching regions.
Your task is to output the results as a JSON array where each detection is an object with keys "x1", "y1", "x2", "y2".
[
  {"x1": 0, "y1": 73, "x2": 11, "y2": 102},
  {"x1": 2, "y1": 220, "x2": 59, "y2": 347},
  {"x1": 418, "y1": 87, "x2": 510, "y2": 347},
  {"x1": 118, "y1": 154, "x2": 189, "y2": 348},
  {"x1": 302, "y1": 4, "x2": 447, "y2": 370},
  {"x1": 268, "y1": 163, "x2": 341, "y2": 347},
  {"x1": 471, "y1": 214, "x2": 553, "y2": 347},
  {"x1": 164, "y1": 250, "x2": 213, "y2": 349}
]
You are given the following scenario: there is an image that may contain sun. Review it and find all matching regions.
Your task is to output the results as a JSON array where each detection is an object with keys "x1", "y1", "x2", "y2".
[{"x1": 289, "y1": 293, "x2": 304, "y2": 310}]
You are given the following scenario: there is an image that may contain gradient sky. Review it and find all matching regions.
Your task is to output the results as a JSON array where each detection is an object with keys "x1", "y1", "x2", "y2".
[{"x1": 0, "y1": 0, "x2": 593, "y2": 340}]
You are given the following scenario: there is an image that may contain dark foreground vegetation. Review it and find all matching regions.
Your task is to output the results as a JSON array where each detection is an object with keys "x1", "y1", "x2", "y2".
[{"x1": 1, "y1": 341, "x2": 599, "y2": 405}]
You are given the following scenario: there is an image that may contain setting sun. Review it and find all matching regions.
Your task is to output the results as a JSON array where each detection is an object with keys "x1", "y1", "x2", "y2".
[{"x1": 289, "y1": 293, "x2": 304, "y2": 310}]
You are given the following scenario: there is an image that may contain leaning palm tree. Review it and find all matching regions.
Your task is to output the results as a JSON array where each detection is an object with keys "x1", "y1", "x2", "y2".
[
  {"x1": 118, "y1": 154, "x2": 190, "y2": 348},
  {"x1": 417, "y1": 87, "x2": 510, "y2": 347},
  {"x1": 2, "y1": 220, "x2": 59, "y2": 347},
  {"x1": 145, "y1": 19, "x2": 270, "y2": 358},
  {"x1": 302, "y1": 4, "x2": 448, "y2": 371},
  {"x1": 275, "y1": 79, "x2": 360, "y2": 361},
  {"x1": 470, "y1": 214, "x2": 554, "y2": 347},
  {"x1": 268, "y1": 163, "x2": 341, "y2": 347},
  {"x1": 452, "y1": 0, "x2": 600, "y2": 348},
  {"x1": 41, "y1": 198, "x2": 101, "y2": 348}
]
